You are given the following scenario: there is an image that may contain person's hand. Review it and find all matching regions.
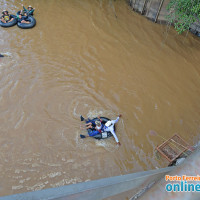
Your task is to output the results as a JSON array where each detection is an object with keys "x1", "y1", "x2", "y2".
[
  {"x1": 98, "y1": 116, "x2": 101, "y2": 119},
  {"x1": 119, "y1": 114, "x2": 122, "y2": 118}
]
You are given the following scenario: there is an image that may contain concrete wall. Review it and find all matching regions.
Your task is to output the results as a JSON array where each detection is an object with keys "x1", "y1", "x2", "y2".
[
  {"x1": 129, "y1": 0, "x2": 170, "y2": 22},
  {"x1": 0, "y1": 167, "x2": 175, "y2": 200},
  {"x1": 1, "y1": 147, "x2": 199, "y2": 200}
]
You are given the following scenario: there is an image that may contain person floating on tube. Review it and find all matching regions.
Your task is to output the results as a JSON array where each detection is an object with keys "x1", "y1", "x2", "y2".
[
  {"x1": 102, "y1": 114, "x2": 122, "y2": 146},
  {"x1": 80, "y1": 114, "x2": 122, "y2": 146},
  {"x1": 21, "y1": 4, "x2": 35, "y2": 16},
  {"x1": 1, "y1": 10, "x2": 14, "y2": 23}
]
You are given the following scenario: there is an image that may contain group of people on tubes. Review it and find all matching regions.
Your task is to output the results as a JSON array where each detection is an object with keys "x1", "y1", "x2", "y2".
[
  {"x1": 81, "y1": 114, "x2": 122, "y2": 145},
  {"x1": 1, "y1": 4, "x2": 35, "y2": 24}
]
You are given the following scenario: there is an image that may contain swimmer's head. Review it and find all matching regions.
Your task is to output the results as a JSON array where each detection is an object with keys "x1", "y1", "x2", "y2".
[
  {"x1": 2, "y1": 10, "x2": 8, "y2": 15},
  {"x1": 28, "y1": 5, "x2": 33, "y2": 10},
  {"x1": 95, "y1": 121, "x2": 101, "y2": 127}
]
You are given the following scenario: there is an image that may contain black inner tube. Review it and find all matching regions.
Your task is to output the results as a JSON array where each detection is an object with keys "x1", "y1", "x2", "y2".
[
  {"x1": 17, "y1": 15, "x2": 36, "y2": 29},
  {"x1": 0, "y1": 15, "x2": 17, "y2": 27},
  {"x1": 86, "y1": 117, "x2": 115, "y2": 139}
]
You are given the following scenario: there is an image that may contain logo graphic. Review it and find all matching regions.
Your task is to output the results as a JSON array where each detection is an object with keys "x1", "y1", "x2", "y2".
[{"x1": 165, "y1": 175, "x2": 200, "y2": 192}]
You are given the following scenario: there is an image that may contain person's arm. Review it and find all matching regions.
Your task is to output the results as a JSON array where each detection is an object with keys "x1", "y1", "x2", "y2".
[
  {"x1": 111, "y1": 114, "x2": 122, "y2": 125},
  {"x1": 1, "y1": 16, "x2": 6, "y2": 23},
  {"x1": 97, "y1": 116, "x2": 102, "y2": 123},
  {"x1": 29, "y1": 9, "x2": 35, "y2": 15},
  {"x1": 96, "y1": 128, "x2": 101, "y2": 133},
  {"x1": 112, "y1": 117, "x2": 119, "y2": 125},
  {"x1": 23, "y1": 5, "x2": 28, "y2": 12}
]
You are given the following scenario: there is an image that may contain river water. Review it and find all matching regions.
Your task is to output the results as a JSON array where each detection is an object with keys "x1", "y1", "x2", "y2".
[{"x1": 0, "y1": 0, "x2": 200, "y2": 198}]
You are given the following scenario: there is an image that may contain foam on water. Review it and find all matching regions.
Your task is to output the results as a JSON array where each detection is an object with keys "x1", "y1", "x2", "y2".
[
  {"x1": 1, "y1": 52, "x2": 12, "y2": 57},
  {"x1": 95, "y1": 139, "x2": 119, "y2": 152}
]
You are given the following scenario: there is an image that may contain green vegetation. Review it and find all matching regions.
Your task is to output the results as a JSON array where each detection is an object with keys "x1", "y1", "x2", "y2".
[{"x1": 166, "y1": 0, "x2": 200, "y2": 34}]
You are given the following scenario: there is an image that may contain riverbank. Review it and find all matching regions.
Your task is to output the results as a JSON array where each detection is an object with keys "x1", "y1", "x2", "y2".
[{"x1": 129, "y1": 0, "x2": 200, "y2": 37}]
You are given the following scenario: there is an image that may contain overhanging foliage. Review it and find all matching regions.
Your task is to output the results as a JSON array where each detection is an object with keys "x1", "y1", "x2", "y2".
[{"x1": 166, "y1": 0, "x2": 200, "y2": 34}]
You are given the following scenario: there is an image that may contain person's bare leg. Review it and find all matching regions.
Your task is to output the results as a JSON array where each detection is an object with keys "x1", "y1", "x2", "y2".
[
  {"x1": 1, "y1": 19, "x2": 6, "y2": 23},
  {"x1": 80, "y1": 126, "x2": 86, "y2": 130},
  {"x1": 8, "y1": 18, "x2": 14, "y2": 22},
  {"x1": 80, "y1": 125, "x2": 92, "y2": 130},
  {"x1": 86, "y1": 125, "x2": 93, "y2": 130},
  {"x1": 85, "y1": 122, "x2": 92, "y2": 126},
  {"x1": 80, "y1": 122, "x2": 92, "y2": 128},
  {"x1": 86, "y1": 123, "x2": 93, "y2": 128},
  {"x1": 21, "y1": 20, "x2": 30, "y2": 24}
]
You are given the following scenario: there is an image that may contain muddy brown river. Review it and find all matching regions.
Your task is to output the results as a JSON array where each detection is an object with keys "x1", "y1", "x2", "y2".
[{"x1": 0, "y1": 0, "x2": 200, "y2": 198}]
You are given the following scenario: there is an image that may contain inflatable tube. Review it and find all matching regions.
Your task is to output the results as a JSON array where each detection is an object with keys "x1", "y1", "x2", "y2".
[
  {"x1": 17, "y1": 16, "x2": 36, "y2": 29},
  {"x1": 0, "y1": 15, "x2": 17, "y2": 28},
  {"x1": 87, "y1": 117, "x2": 115, "y2": 140}
]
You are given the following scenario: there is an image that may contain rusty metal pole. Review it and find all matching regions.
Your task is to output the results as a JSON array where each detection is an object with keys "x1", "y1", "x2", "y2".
[{"x1": 154, "y1": 0, "x2": 164, "y2": 23}]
